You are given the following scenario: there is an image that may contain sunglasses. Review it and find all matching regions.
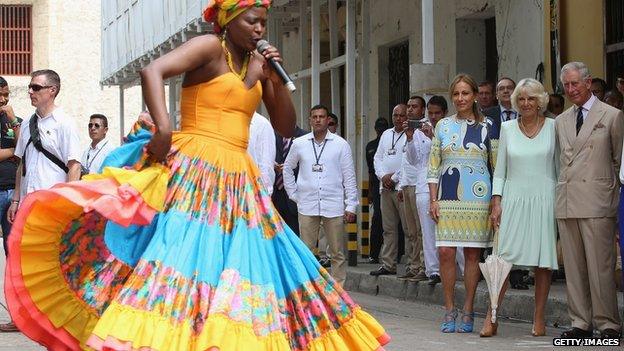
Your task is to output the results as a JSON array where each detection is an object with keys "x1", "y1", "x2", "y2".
[
  {"x1": 28, "y1": 84, "x2": 53, "y2": 92},
  {"x1": 88, "y1": 123, "x2": 102, "y2": 129},
  {"x1": 328, "y1": 122, "x2": 336, "y2": 127}
]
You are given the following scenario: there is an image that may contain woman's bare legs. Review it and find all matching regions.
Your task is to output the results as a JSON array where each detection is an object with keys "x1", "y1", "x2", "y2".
[
  {"x1": 533, "y1": 268, "x2": 552, "y2": 335},
  {"x1": 439, "y1": 246, "x2": 458, "y2": 311}
]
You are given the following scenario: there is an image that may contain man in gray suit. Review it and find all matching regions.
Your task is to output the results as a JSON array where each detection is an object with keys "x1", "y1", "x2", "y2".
[{"x1": 556, "y1": 61, "x2": 623, "y2": 339}]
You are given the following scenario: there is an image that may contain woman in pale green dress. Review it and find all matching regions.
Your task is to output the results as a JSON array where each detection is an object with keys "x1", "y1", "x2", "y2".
[{"x1": 480, "y1": 78, "x2": 558, "y2": 338}]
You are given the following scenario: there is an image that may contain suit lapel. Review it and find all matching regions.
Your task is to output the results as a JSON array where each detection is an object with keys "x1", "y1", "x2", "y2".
[{"x1": 571, "y1": 100, "x2": 606, "y2": 158}]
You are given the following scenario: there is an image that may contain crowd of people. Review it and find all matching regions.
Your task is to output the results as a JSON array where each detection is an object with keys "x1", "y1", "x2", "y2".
[{"x1": 362, "y1": 62, "x2": 624, "y2": 339}]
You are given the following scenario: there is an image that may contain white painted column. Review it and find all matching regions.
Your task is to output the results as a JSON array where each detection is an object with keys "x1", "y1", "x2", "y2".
[
  {"x1": 311, "y1": 0, "x2": 321, "y2": 106},
  {"x1": 119, "y1": 86, "x2": 125, "y2": 142},
  {"x1": 299, "y1": 1, "x2": 310, "y2": 128},
  {"x1": 359, "y1": 0, "x2": 370, "y2": 180},
  {"x1": 328, "y1": 0, "x2": 341, "y2": 123},
  {"x1": 422, "y1": 0, "x2": 434, "y2": 64},
  {"x1": 345, "y1": 0, "x2": 356, "y2": 150},
  {"x1": 345, "y1": 0, "x2": 357, "y2": 259}
]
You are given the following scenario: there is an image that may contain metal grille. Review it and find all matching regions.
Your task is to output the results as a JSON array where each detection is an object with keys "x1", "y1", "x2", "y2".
[
  {"x1": 606, "y1": 0, "x2": 624, "y2": 45},
  {"x1": 0, "y1": 5, "x2": 32, "y2": 76},
  {"x1": 606, "y1": 0, "x2": 624, "y2": 86},
  {"x1": 388, "y1": 41, "x2": 409, "y2": 119}
]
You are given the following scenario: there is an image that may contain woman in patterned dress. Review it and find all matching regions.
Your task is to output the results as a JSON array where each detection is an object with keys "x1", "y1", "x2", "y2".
[{"x1": 427, "y1": 74, "x2": 493, "y2": 333}]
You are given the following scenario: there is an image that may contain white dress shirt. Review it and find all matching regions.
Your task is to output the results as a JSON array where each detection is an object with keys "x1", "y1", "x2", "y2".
[
  {"x1": 373, "y1": 127, "x2": 406, "y2": 191},
  {"x1": 499, "y1": 105, "x2": 518, "y2": 122},
  {"x1": 397, "y1": 118, "x2": 429, "y2": 188},
  {"x1": 576, "y1": 94, "x2": 597, "y2": 121},
  {"x1": 283, "y1": 131, "x2": 358, "y2": 217},
  {"x1": 247, "y1": 112, "x2": 276, "y2": 195},
  {"x1": 81, "y1": 138, "x2": 115, "y2": 174},
  {"x1": 405, "y1": 130, "x2": 432, "y2": 194},
  {"x1": 14, "y1": 107, "x2": 81, "y2": 200}
]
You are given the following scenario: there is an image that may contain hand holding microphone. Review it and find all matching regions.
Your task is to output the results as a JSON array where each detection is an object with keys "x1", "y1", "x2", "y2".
[{"x1": 256, "y1": 40, "x2": 296, "y2": 92}]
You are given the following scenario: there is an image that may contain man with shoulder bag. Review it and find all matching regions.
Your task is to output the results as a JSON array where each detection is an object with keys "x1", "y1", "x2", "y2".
[{"x1": 7, "y1": 70, "x2": 81, "y2": 226}]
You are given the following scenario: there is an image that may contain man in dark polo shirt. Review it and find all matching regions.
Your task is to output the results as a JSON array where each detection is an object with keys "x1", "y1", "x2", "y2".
[{"x1": 0, "y1": 76, "x2": 21, "y2": 332}]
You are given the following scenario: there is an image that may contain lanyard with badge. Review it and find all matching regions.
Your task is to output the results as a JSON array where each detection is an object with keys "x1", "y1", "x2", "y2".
[
  {"x1": 388, "y1": 130, "x2": 404, "y2": 155},
  {"x1": 311, "y1": 138, "x2": 327, "y2": 172},
  {"x1": 86, "y1": 140, "x2": 109, "y2": 171}
]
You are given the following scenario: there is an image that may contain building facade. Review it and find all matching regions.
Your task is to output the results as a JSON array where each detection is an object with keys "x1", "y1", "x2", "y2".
[{"x1": 0, "y1": 0, "x2": 142, "y2": 148}]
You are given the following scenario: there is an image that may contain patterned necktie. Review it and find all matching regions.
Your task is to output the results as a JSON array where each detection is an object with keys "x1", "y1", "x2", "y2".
[
  {"x1": 576, "y1": 107, "x2": 584, "y2": 135},
  {"x1": 275, "y1": 137, "x2": 292, "y2": 190}
]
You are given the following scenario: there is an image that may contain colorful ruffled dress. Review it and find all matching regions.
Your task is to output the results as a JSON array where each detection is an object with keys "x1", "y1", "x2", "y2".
[{"x1": 5, "y1": 72, "x2": 389, "y2": 351}]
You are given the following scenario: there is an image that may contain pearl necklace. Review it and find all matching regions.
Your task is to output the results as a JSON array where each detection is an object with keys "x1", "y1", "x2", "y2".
[{"x1": 221, "y1": 39, "x2": 250, "y2": 81}]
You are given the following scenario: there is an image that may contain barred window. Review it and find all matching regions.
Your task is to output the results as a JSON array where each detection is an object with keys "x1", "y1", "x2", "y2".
[
  {"x1": 0, "y1": 5, "x2": 32, "y2": 76},
  {"x1": 606, "y1": 0, "x2": 624, "y2": 86}
]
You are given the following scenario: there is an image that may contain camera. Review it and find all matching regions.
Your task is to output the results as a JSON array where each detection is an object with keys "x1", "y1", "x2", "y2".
[{"x1": 407, "y1": 119, "x2": 423, "y2": 129}]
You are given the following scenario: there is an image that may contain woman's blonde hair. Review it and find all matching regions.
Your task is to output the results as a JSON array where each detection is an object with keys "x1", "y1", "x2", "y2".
[
  {"x1": 449, "y1": 74, "x2": 484, "y2": 123},
  {"x1": 510, "y1": 78, "x2": 549, "y2": 114}
]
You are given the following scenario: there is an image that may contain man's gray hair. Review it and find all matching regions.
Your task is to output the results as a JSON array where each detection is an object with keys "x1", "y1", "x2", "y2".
[{"x1": 560, "y1": 62, "x2": 591, "y2": 81}]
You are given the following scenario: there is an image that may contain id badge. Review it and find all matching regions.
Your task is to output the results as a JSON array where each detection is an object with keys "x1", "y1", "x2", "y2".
[
  {"x1": 312, "y1": 164, "x2": 324, "y2": 172},
  {"x1": 387, "y1": 148, "x2": 397, "y2": 155}
]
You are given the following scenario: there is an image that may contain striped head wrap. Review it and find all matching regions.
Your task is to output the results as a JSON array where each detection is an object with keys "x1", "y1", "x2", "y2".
[{"x1": 203, "y1": 0, "x2": 272, "y2": 34}]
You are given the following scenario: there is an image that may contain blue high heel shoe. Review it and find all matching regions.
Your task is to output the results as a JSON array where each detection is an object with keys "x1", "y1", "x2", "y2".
[
  {"x1": 440, "y1": 309, "x2": 458, "y2": 333},
  {"x1": 457, "y1": 311, "x2": 475, "y2": 333}
]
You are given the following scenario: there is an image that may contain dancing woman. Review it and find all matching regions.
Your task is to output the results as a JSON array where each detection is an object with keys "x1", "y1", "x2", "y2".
[{"x1": 5, "y1": 1, "x2": 389, "y2": 350}]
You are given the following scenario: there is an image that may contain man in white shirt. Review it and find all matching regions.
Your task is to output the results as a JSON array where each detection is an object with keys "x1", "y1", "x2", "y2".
[
  {"x1": 370, "y1": 104, "x2": 411, "y2": 276},
  {"x1": 248, "y1": 112, "x2": 276, "y2": 195},
  {"x1": 81, "y1": 114, "x2": 115, "y2": 175},
  {"x1": 283, "y1": 104, "x2": 358, "y2": 285},
  {"x1": 7, "y1": 69, "x2": 81, "y2": 222},
  {"x1": 395, "y1": 96, "x2": 427, "y2": 281}
]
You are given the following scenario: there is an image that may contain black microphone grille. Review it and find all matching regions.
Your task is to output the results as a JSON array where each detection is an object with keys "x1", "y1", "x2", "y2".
[{"x1": 256, "y1": 39, "x2": 270, "y2": 52}]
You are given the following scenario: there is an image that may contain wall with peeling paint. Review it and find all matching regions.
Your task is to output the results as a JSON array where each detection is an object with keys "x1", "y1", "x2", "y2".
[{"x1": 0, "y1": 0, "x2": 143, "y2": 150}]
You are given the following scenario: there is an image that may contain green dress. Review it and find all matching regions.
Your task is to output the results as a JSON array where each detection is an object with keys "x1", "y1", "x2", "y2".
[{"x1": 493, "y1": 118, "x2": 558, "y2": 269}]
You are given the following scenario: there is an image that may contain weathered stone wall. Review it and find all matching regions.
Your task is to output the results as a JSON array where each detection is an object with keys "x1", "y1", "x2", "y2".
[{"x1": 1, "y1": 0, "x2": 143, "y2": 151}]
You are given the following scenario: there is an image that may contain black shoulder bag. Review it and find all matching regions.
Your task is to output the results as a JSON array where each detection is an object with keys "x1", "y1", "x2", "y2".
[{"x1": 22, "y1": 114, "x2": 69, "y2": 175}]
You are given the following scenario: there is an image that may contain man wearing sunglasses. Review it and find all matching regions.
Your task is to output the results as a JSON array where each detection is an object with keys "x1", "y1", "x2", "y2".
[
  {"x1": 7, "y1": 69, "x2": 81, "y2": 224},
  {"x1": 81, "y1": 114, "x2": 114, "y2": 175}
]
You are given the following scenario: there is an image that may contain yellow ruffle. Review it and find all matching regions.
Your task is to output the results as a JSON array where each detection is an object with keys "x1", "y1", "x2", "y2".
[
  {"x1": 20, "y1": 196, "x2": 100, "y2": 345},
  {"x1": 83, "y1": 164, "x2": 170, "y2": 212},
  {"x1": 91, "y1": 303, "x2": 386, "y2": 351}
]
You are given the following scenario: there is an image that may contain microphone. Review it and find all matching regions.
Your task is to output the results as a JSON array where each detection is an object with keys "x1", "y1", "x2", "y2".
[{"x1": 256, "y1": 40, "x2": 296, "y2": 92}]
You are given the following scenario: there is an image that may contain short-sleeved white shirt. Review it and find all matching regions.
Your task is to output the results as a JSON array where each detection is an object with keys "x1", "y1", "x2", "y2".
[
  {"x1": 81, "y1": 138, "x2": 115, "y2": 174},
  {"x1": 14, "y1": 107, "x2": 82, "y2": 199}
]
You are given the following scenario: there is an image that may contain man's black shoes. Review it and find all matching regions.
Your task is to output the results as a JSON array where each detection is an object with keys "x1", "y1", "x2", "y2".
[
  {"x1": 560, "y1": 327, "x2": 593, "y2": 338},
  {"x1": 369, "y1": 267, "x2": 396, "y2": 276}
]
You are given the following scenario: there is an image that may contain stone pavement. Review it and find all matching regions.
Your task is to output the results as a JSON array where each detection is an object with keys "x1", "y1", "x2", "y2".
[
  {"x1": 0, "y1": 254, "x2": 44, "y2": 350},
  {"x1": 345, "y1": 261, "x2": 624, "y2": 329}
]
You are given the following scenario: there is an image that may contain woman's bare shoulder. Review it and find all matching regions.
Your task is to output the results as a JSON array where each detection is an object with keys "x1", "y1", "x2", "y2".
[{"x1": 182, "y1": 34, "x2": 222, "y2": 56}]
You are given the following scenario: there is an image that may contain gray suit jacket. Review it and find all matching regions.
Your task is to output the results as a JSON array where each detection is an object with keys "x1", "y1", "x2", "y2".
[{"x1": 555, "y1": 99, "x2": 624, "y2": 218}]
